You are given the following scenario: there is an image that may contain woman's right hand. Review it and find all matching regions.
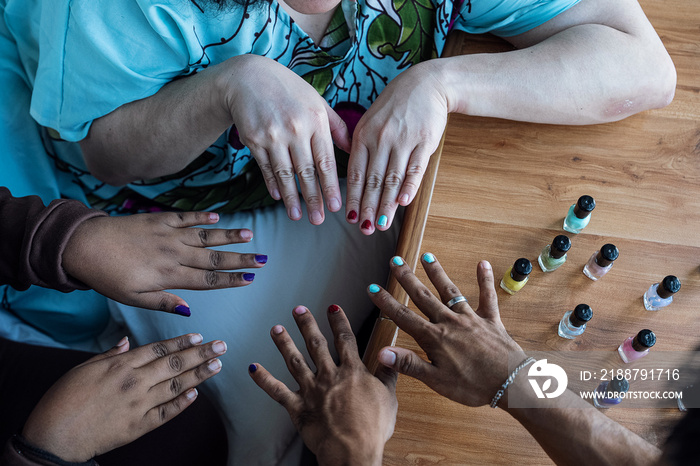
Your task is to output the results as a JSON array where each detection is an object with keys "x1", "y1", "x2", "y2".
[
  {"x1": 220, "y1": 55, "x2": 351, "y2": 225},
  {"x1": 21, "y1": 334, "x2": 227, "y2": 463}
]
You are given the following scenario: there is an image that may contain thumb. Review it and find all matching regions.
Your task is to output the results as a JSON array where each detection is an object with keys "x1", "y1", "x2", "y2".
[
  {"x1": 131, "y1": 291, "x2": 192, "y2": 317},
  {"x1": 374, "y1": 362, "x2": 398, "y2": 392},
  {"x1": 377, "y1": 347, "x2": 436, "y2": 383},
  {"x1": 326, "y1": 105, "x2": 352, "y2": 153},
  {"x1": 78, "y1": 336, "x2": 130, "y2": 366}
]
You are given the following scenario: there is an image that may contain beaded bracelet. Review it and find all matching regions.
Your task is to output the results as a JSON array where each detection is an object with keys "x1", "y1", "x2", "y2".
[{"x1": 489, "y1": 356, "x2": 536, "y2": 408}]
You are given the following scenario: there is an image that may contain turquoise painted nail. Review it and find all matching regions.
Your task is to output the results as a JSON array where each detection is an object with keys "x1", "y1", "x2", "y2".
[
  {"x1": 369, "y1": 284, "x2": 381, "y2": 293},
  {"x1": 422, "y1": 253, "x2": 436, "y2": 264},
  {"x1": 392, "y1": 256, "x2": 404, "y2": 266},
  {"x1": 377, "y1": 215, "x2": 388, "y2": 227}
]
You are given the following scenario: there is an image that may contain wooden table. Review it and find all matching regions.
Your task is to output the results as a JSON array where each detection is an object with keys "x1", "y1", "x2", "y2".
[{"x1": 364, "y1": 1, "x2": 700, "y2": 463}]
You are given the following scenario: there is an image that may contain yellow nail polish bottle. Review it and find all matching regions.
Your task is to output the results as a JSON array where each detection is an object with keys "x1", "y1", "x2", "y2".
[{"x1": 500, "y1": 258, "x2": 532, "y2": 295}]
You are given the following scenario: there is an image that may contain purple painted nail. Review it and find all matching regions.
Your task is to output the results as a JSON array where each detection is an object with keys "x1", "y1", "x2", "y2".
[
  {"x1": 248, "y1": 364, "x2": 257, "y2": 373},
  {"x1": 255, "y1": 254, "x2": 268, "y2": 264},
  {"x1": 174, "y1": 305, "x2": 191, "y2": 317},
  {"x1": 243, "y1": 273, "x2": 255, "y2": 282}
]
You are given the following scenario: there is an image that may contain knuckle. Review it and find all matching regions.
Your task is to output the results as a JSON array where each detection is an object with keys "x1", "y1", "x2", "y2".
[
  {"x1": 393, "y1": 305, "x2": 414, "y2": 323},
  {"x1": 121, "y1": 376, "x2": 139, "y2": 392},
  {"x1": 397, "y1": 355, "x2": 417, "y2": 375},
  {"x1": 383, "y1": 170, "x2": 403, "y2": 189},
  {"x1": 365, "y1": 173, "x2": 384, "y2": 191},
  {"x1": 209, "y1": 250, "x2": 222, "y2": 268},
  {"x1": 335, "y1": 331, "x2": 356, "y2": 345},
  {"x1": 159, "y1": 405, "x2": 168, "y2": 422},
  {"x1": 151, "y1": 343, "x2": 168, "y2": 358},
  {"x1": 446, "y1": 285, "x2": 461, "y2": 297},
  {"x1": 307, "y1": 336, "x2": 327, "y2": 351},
  {"x1": 274, "y1": 168, "x2": 295, "y2": 183},
  {"x1": 204, "y1": 270, "x2": 218, "y2": 287},
  {"x1": 176, "y1": 336, "x2": 188, "y2": 351},
  {"x1": 169, "y1": 377, "x2": 183, "y2": 395},
  {"x1": 406, "y1": 163, "x2": 425, "y2": 178},
  {"x1": 168, "y1": 354, "x2": 184, "y2": 372},
  {"x1": 347, "y1": 169, "x2": 365, "y2": 187},
  {"x1": 157, "y1": 296, "x2": 170, "y2": 313},
  {"x1": 315, "y1": 156, "x2": 336, "y2": 175},
  {"x1": 416, "y1": 287, "x2": 433, "y2": 301},
  {"x1": 289, "y1": 355, "x2": 307, "y2": 372},
  {"x1": 198, "y1": 229, "x2": 209, "y2": 246},
  {"x1": 194, "y1": 364, "x2": 205, "y2": 381}
]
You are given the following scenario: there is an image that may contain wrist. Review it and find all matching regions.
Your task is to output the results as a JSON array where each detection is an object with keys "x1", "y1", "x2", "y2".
[{"x1": 315, "y1": 434, "x2": 384, "y2": 466}]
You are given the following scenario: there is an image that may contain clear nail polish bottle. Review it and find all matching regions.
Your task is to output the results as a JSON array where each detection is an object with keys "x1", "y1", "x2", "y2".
[
  {"x1": 618, "y1": 329, "x2": 656, "y2": 363},
  {"x1": 643, "y1": 275, "x2": 681, "y2": 311},
  {"x1": 500, "y1": 258, "x2": 532, "y2": 295},
  {"x1": 583, "y1": 244, "x2": 619, "y2": 281},
  {"x1": 594, "y1": 375, "x2": 629, "y2": 408},
  {"x1": 538, "y1": 235, "x2": 571, "y2": 272},
  {"x1": 563, "y1": 195, "x2": 595, "y2": 234},
  {"x1": 558, "y1": 304, "x2": 592, "y2": 339}
]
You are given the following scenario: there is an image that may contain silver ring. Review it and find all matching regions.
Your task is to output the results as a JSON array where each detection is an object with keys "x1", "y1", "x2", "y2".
[{"x1": 446, "y1": 296, "x2": 467, "y2": 308}]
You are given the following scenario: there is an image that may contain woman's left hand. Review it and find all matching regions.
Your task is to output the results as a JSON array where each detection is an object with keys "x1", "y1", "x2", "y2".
[{"x1": 346, "y1": 62, "x2": 448, "y2": 234}]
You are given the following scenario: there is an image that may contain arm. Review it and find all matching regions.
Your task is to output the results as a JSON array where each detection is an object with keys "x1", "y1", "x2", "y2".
[{"x1": 369, "y1": 256, "x2": 661, "y2": 465}]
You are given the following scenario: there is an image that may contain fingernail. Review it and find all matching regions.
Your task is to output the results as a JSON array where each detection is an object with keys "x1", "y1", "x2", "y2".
[
  {"x1": 208, "y1": 359, "x2": 222, "y2": 371},
  {"x1": 115, "y1": 336, "x2": 129, "y2": 347},
  {"x1": 243, "y1": 273, "x2": 255, "y2": 282},
  {"x1": 399, "y1": 193, "x2": 410, "y2": 204},
  {"x1": 328, "y1": 304, "x2": 341, "y2": 314},
  {"x1": 190, "y1": 333, "x2": 203, "y2": 345},
  {"x1": 377, "y1": 215, "x2": 388, "y2": 227},
  {"x1": 212, "y1": 341, "x2": 227, "y2": 354},
  {"x1": 378, "y1": 349, "x2": 397, "y2": 366},
  {"x1": 392, "y1": 256, "x2": 404, "y2": 266},
  {"x1": 186, "y1": 388, "x2": 198, "y2": 400},
  {"x1": 290, "y1": 207, "x2": 302, "y2": 220},
  {"x1": 248, "y1": 364, "x2": 257, "y2": 373},
  {"x1": 347, "y1": 210, "x2": 358, "y2": 221},
  {"x1": 272, "y1": 189, "x2": 281, "y2": 200},
  {"x1": 272, "y1": 325, "x2": 284, "y2": 335},
  {"x1": 255, "y1": 254, "x2": 268, "y2": 264},
  {"x1": 369, "y1": 284, "x2": 381, "y2": 294},
  {"x1": 422, "y1": 252, "x2": 436, "y2": 264},
  {"x1": 174, "y1": 305, "x2": 191, "y2": 317},
  {"x1": 311, "y1": 210, "x2": 323, "y2": 224},
  {"x1": 209, "y1": 212, "x2": 219, "y2": 222},
  {"x1": 293, "y1": 306, "x2": 307, "y2": 316},
  {"x1": 240, "y1": 229, "x2": 253, "y2": 241},
  {"x1": 482, "y1": 260, "x2": 492, "y2": 270},
  {"x1": 361, "y1": 219, "x2": 372, "y2": 230},
  {"x1": 329, "y1": 198, "x2": 341, "y2": 211}
]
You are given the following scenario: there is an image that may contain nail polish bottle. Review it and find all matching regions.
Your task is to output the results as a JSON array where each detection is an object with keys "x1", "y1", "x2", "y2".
[
  {"x1": 593, "y1": 375, "x2": 629, "y2": 409},
  {"x1": 558, "y1": 304, "x2": 592, "y2": 339},
  {"x1": 583, "y1": 244, "x2": 619, "y2": 281},
  {"x1": 618, "y1": 329, "x2": 656, "y2": 363},
  {"x1": 500, "y1": 258, "x2": 532, "y2": 295},
  {"x1": 563, "y1": 195, "x2": 595, "y2": 234},
  {"x1": 538, "y1": 235, "x2": 571, "y2": 272},
  {"x1": 643, "y1": 275, "x2": 681, "y2": 311}
]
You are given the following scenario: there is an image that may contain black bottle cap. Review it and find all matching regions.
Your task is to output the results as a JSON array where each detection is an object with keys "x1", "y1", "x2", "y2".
[
  {"x1": 569, "y1": 304, "x2": 593, "y2": 327},
  {"x1": 657, "y1": 275, "x2": 681, "y2": 299},
  {"x1": 573, "y1": 195, "x2": 595, "y2": 219},
  {"x1": 632, "y1": 329, "x2": 656, "y2": 352},
  {"x1": 550, "y1": 235, "x2": 571, "y2": 259},
  {"x1": 510, "y1": 258, "x2": 532, "y2": 282},
  {"x1": 608, "y1": 375, "x2": 630, "y2": 394},
  {"x1": 595, "y1": 244, "x2": 619, "y2": 267}
]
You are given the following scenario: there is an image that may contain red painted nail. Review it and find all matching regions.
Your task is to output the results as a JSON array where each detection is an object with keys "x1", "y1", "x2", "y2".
[
  {"x1": 347, "y1": 210, "x2": 358, "y2": 221},
  {"x1": 328, "y1": 304, "x2": 341, "y2": 314},
  {"x1": 361, "y1": 219, "x2": 372, "y2": 229}
]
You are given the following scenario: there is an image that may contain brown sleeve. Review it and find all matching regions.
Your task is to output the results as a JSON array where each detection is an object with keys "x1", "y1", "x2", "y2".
[
  {"x1": 0, "y1": 187, "x2": 107, "y2": 292},
  {"x1": 1, "y1": 436, "x2": 98, "y2": 466}
]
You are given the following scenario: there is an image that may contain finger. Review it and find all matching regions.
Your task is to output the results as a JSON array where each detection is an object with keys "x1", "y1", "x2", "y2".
[
  {"x1": 326, "y1": 104, "x2": 351, "y2": 153},
  {"x1": 143, "y1": 339, "x2": 227, "y2": 383},
  {"x1": 374, "y1": 361, "x2": 398, "y2": 392},
  {"x1": 129, "y1": 333, "x2": 204, "y2": 366},
  {"x1": 398, "y1": 145, "x2": 430, "y2": 206},
  {"x1": 270, "y1": 147, "x2": 303, "y2": 221},
  {"x1": 377, "y1": 346, "x2": 439, "y2": 385},
  {"x1": 270, "y1": 324, "x2": 314, "y2": 386},
  {"x1": 375, "y1": 149, "x2": 409, "y2": 232},
  {"x1": 183, "y1": 250, "x2": 267, "y2": 271},
  {"x1": 168, "y1": 270, "x2": 256, "y2": 292},
  {"x1": 389, "y1": 256, "x2": 448, "y2": 322},
  {"x1": 248, "y1": 363, "x2": 301, "y2": 412},
  {"x1": 311, "y1": 131, "x2": 342, "y2": 213},
  {"x1": 150, "y1": 357, "x2": 224, "y2": 405},
  {"x1": 130, "y1": 290, "x2": 193, "y2": 316},
  {"x1": 420, "y1": 253, "x2": 473, "y2": 315},
  {"x1": 326, "y1": 304, "x2": 361, "y2": 366},
  {"x1": 78, "y1": 336, "x2": 130, "y2": 367},
  {"x1": 366, "y1": 283, "x2": 432, "y2": 339},
  {"x1": 345, "y1": 142, "x2": 368, "y2": 225},
  {"x1": 251, "y1": 148, "x2": 282, "y2": 201},
  {"x1": 162, "y1": 211, "x2": 222, "y2": 228},
  {"x1": 143, "y1": 388, "x2": 199, "y2": 433},
  {"x1": 359, "y1": 150, "x2": 390, "y2": 235},
  {"x1": 475, "y1": 260, "x2": 501, "y2": 322},
  {"x1": 292, "y1": 306, "x2": 335, "y2": 374},
  {"x1": 182, "y1": 228, "x2": 254, "y2": 248},
  {"x1": 291, "y1": 145, "x2": 325, "y2": 225}
]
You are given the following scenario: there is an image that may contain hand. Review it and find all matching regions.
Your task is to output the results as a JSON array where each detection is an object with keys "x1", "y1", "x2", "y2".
[
  {"x1": 22, "y1": 334, "x2": 227, "y2": 462},
  {"x1": 62, "y1": 211, "x2": 266, "y2": 316},
  {"x1": 250, "y1": 305, "x2": 398, "y2": 466},
  {"x1": 223, "y1": 55, "x2": 352, "y2": 225},
  {"x1": 368, "y1": 255, "x2": 526, "y2": 407},
  {"x1": 346, "y1": 62, "x2": 448, "y2": 234}
]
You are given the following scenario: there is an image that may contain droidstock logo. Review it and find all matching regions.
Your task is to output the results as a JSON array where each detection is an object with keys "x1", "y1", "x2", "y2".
[{"x1": 527, "y1": 359, "x2": 568, "y2": 399}]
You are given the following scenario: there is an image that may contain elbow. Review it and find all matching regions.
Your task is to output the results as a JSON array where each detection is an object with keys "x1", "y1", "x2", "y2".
[
  {"x1": 80, "y1": 140, "x2": 133, "y2": 187},
  {"x1": 649, "y1": 53, "x2": 677, "y2": 110}
]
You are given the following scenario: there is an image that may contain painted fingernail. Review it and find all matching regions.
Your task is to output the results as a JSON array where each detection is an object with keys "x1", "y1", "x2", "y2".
[
  {"x1": 255, "y1": 254, "x2": 268, "y2": 264},
  {"x1": 208, "y1": 359, "x2": 222, "y2": 371},
  {"x1": 369, "y1": 284, "x2": 381, "y2": 294},
  {"x1": 329, "y1": 198, "x2": 341, "y2": 211},
  {"x1": 347, "y1": 210, "x2": 358, "y2": 221},
  {"x1": 243, "y1": 273, "x2": 255, "y2": 282},
  {"x1": 392, "y1": 256, "x2": 404, "y2": 266},
  {"x1": 272, "y1": 325, "x2": 284, "y2": 335},
  {"x1": 378, "y1": 215, "x2": 388, "y2": 227},
  {"x1": 186, "y1": 388, "x2": 198, "y2": 400},
  {"x1": 378, "y1": 349, "x2": 397, "y2": 366},
  {"x1": 328, "y1": 304, "x2": 341, "y2": 314},
  {"x1": 240, "y1": 229, "x2": 253, "y2": 241},
  {"x1": 361, "y1": 219, "x2": 372, "y2": 230},
  {"x1": 422, "y1": 253, "x2": 436, "y2": 264},
  {"x1": 248, "y1": 364, "x2": 257, "y2": 373},
  {"x1": 116, "y1": 336, "x2": 129, "y2": 347},
  {"x1": 174, "y1": 305, "x2": 191, "y2": 317},
  {"x1": 209, "y1": 212, "x2": 219, "y2": 222},
  {"x1": 212, "y1": 341, "x2": 227, "y2": 354},
  {"x1": 293, "y1": 306, "x2": 307, "y2": 316},
  {"x1": 190, "y1": 333, "x2": 204, "y2": 345},
  {"x1": 290, "y1": 207, "x2": 302, "y2": 220},
  {"x1": 399, "y1": 193, "x2": 410, "y2": 204}
]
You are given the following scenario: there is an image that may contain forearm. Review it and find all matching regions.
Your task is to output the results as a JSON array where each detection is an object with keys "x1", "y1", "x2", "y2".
[
  {"x1": 503, "y1": 385, "x2": 661, "y2": 465},
  {"x1": 79, "y1": 59, "x2": 239, "y2": 186}
]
